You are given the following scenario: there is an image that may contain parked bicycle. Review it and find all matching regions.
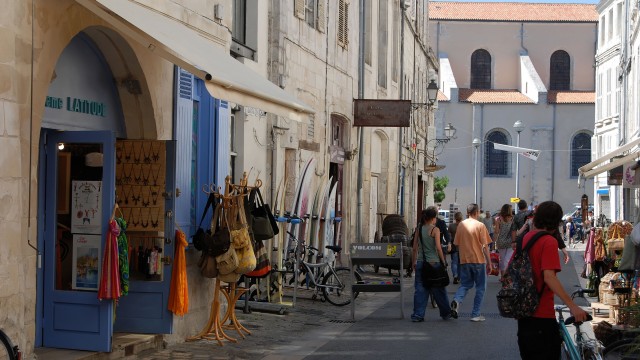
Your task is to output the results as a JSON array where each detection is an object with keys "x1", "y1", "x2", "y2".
[
  {"x1": 557, "y1": 288, "x2": 603, "y2": 360},
  {"x1": 603, "y1": 336, "x2": 640, "y2": 359},
  {"x1": 0, "y1": 329, "x2": 20, "y2": 360},
  {"x1": 282, "y1": 230, "x2": 362, "y2": 306}
]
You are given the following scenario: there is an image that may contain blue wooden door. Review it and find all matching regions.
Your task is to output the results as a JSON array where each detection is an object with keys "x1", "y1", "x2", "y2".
[
  {"x1": 113, "y1": 141, "x2": 176, "y2": 333},
  {"x1": 42, "y1": 130, "x2": 115, "y2": 352}
]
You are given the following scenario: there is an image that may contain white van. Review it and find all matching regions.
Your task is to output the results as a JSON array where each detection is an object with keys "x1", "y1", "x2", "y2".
[{"x1": 438, "y1": 210, "x2": 451, "y2": 224}]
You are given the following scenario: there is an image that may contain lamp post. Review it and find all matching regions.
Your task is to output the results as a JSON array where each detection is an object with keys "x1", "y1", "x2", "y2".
[
  {"x1": 473, "y1": 138, "x2": 481, "y2": 204},
  {"x1": 513, "y1": 120, "x2": 526, "y2": 212}
]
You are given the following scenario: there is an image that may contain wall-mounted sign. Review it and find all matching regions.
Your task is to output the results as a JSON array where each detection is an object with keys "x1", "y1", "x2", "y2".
[
  {"x1": 45, "y1": 96, "x2": 107, "y2": 117},
  {"x1": 608, "y1": 156, "x2": 624, "y2": 186},
  {"x1": 72, "y1": 234, "x2": 101, "y2": 291},
  {"x1": 71, "y1": 180, "x2": 103, "y2": 234},
  {"x1": 353, "y1": 99, "x2": 411, "y2": 127}
]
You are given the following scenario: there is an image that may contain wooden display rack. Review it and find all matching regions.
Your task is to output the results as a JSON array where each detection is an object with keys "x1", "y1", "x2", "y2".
[{"x1": 186, "y1": 173, "x2": 259, "y2": 345}]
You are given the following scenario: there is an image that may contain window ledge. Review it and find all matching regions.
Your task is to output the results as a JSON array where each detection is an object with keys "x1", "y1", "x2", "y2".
[{"x1": 230, "y1": 40, "x2": 255, "y2": 61}]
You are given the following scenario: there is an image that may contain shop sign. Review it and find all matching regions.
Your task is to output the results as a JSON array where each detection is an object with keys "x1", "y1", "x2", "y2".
[
  {"x1": 608, "y1": 156, "x2": 624, "y2": 186},
  {"x1": 353, "y1": 99, "x2": 410, "y2": 127},
  {"x1": 623, "y1": 162, "x2": 640, "y2": 188},
  {"x1": 45, "y1": 96, "x2": 107, "y2": 117},
  {"x1": 329, "y1": 145, "x2": 345, "y2": 164}
]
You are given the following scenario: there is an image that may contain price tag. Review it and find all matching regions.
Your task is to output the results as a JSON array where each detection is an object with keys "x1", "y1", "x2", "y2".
[{"x1": 386, "y1": 244, "x2": 397, "y2": 257}]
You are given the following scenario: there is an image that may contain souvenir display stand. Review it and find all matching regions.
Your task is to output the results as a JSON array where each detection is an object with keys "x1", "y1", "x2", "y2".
[
  {"x1": 350, "y1": 242, "x2": 404, "y2": 320},
  {"x1": 186, "y1": 175, "x2": 258, "y2": 346},
  {"x1": 588, "y1": 221, "x2": 639, "y2": 327}
]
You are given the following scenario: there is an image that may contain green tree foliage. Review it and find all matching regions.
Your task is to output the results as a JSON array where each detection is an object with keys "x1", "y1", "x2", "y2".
[{"x1": 434, "y1": 176, "x2": 449, "y2": 204}]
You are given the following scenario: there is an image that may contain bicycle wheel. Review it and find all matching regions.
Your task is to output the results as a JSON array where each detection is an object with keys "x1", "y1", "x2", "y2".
[
  {"x1": 0, "y1": 329, "x2": 17, "y2": 360},
  {"x1": 322, "y1": 267, "x2": 361, "y2": 306},
  {"x1": 604, "y1": 339, "x2": 640, "y2": 360}
]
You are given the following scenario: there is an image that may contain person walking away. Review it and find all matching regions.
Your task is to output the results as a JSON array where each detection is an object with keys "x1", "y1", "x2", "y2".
[
  {"x1": 516, "y1": 201, "x2": 588, "y2": 359},
  {"x1": 494, "y1": 204, "x2": 514, "y2": 277},
  {"x1": 565, "y1": 217, "x2": 577, "y2": 248},
  {"x1": 448, "y1": 212, "x2": 463, "y2": 284},
  {"x1": 450, "y1": 204, "x2": 492, "y2": 322},
  {"x1": 411, "y1": 207, "x2": 456, "y2": 322},
  {"x1": 482, "y1": 210, "x2": 494, "y2": 250},
  {"x1": 511, "y1": 199, "x2": 529, "y2": 246}
]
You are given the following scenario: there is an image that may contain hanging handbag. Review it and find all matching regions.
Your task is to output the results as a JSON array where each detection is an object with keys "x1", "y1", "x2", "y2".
[
  {"x1": 250, "y1": 188, "x2": 278, "y2": 240},
  {"x1": 245, "y1": 240, "x2": 272, "y2": 278},
  {"x1": 198, "y1": 252, "x2": 218, "y2": 278},
  {"x1": 230, "y1": 197, "x2": 252, "y2": 249},
  {"x1": 192, "y1": 193, "x2": 216, "y2": 251},
  {"x1": 234, "y1": 242, "x2": 257, "y2": 274},
  {"x1": 216, "y1": 246, "x2": 239, "y2": 275},
  {"x1": 607, "y1": 226, "x2": 625, "y2": 252},
  {"x1": 218, "y1": 271, "x2": 241, "y2": 284},
  {"x1": 207, "y1": 203, "x2": 231, "y2": 257},
  {"x1": 419, "y1": 225, "x2": 450, "y2": 288}
]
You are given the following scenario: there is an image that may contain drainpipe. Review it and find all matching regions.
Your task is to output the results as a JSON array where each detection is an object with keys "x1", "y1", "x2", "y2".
[
  {"x1": 551, "y1": 104, "x2": 556, "y2": 201},
  {"x1": 356, "y1": 0, "x2": 365, "y2": 242},
  {"x1": 479, "y1": 104, "x2": 484, "y2": 207},
  {"x1": 397, "y1": 3, "x2": 406, "y2": 216}
]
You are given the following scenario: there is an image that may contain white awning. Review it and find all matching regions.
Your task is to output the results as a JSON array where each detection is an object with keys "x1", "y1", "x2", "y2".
[
  {"x1": 579, "y1": 147, "x2": 640, "y2": 179},
  {"x1": 77, "y1": 0, "x2": 314, "y2": 121},
  {"x1": 578, "y1": 136, "x2": 640, "y2": 178}
]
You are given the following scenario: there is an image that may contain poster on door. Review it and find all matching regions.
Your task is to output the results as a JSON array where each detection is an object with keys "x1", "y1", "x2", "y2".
[
  {"x1": 71, "y1": 181, "x2": 102, "y2": 234},
  {"x1": 72, "y1": 234, "x2": 101, "y2": 291}
]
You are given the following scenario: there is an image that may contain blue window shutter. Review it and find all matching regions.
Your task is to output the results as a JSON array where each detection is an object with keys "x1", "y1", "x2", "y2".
[
  {"x1": 216, "y1": 100, "x2": 231, "y2": 188},
  {"x1": 175, "y1": 68, "x2": 194, "y2": 234}
]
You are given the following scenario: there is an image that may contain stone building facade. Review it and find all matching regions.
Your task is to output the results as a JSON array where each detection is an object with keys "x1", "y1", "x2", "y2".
[
  {"x1": 0, "y1": 0, "x2": 436, "y2": 356},
  {"x1": 429, "y1": 2, "x2": 596, "y2": 214}
]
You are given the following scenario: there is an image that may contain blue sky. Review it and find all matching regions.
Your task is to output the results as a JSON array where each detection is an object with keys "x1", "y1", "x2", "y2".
[{"x1": 436, "y1": 0, "x2": 598, "y2": 3}]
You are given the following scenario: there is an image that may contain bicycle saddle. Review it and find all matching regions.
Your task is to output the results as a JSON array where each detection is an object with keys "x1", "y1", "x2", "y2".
[{"x1": 325, "y1": 245, "x2": 342, "y2": 253}]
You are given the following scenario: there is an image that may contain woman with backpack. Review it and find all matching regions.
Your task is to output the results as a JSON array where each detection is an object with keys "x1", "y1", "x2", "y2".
[
  {"x1": 411, "y1": 207, "x2": 456, "y2": 322},
  {"x1": 516, "y1": 201, "x2": 588, "y2": 359},
  {"x1": 494, "y1": 204, "x2": 514, "y2": 277}
]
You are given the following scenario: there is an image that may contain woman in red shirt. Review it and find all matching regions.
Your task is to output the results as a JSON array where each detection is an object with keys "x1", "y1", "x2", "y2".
[{"x1": 517, "y1": 201, "x2": 588, "y2": 359}]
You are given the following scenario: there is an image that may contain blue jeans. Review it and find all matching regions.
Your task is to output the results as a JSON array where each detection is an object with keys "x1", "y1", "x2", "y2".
[
  {"x1": 453, "y1": 263, "x2": 487, "y2": 318},
  {"x1": 450, "y1": 251, "x2": 460, "y2": 278},
  {"x1": 412, "y1": 261, "x2": 452, "y2": 320}
]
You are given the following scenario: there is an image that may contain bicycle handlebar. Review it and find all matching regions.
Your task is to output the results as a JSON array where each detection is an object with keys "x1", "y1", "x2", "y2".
[
  {"x1": 571, "y1": 288, "x2": 596, "y2": 300},
  {"x1": 565, "y1": 314, "x2": 593, "y2": 326}
]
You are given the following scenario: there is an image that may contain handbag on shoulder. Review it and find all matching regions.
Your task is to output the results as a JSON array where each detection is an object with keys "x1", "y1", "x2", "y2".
[{"x1": 418, "y1": 224, "x2": 450, "y2": 288}]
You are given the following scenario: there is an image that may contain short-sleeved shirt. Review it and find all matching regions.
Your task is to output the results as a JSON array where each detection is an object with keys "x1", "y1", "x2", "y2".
[
  {"x1": 522, "y1": 230, "x2": 562, "y2": 319},
  {"x1": 453, "y1": 218, "x2": 492, "y2": 264},
  {"x1": 511, "y1": 211, "x2": 528, "y2": 234}
]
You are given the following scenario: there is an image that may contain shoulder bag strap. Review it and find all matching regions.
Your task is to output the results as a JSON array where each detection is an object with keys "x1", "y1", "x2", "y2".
[
  {"x1": 198, "y1": 193, "x2": 216, "y2": 228},
  {"x1": 418, "y1": 225, "x2": 427, "y2": 263},
  {"x1": 522, "y1": 230, "x2": 550, "y2": 296},
  {"x1": 210, "y1": 202, "x2": 222, "y2": 233}
]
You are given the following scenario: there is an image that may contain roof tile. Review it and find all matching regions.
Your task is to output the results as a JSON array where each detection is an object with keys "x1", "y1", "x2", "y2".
[
  {"x1": 458, "y1": 89, "x2": 534, "y2": 104},
  {"x1": 429, "y1": 2, "x2": 598, "y2": 23},
  {"x1": 547, "y1": 90, "x2": 595, "y2": 104}
]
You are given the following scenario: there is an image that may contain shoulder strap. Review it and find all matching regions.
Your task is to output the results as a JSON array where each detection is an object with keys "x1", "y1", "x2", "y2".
[
  {"x1": 198, "y1": 193, "x2": 217, "y2": 228},
  {"x1": 418, "y1": 225, "x2": 427, "y2": 262},
  {"x1": 517, "y1": 230, "x2": 550, "y2": 254}
]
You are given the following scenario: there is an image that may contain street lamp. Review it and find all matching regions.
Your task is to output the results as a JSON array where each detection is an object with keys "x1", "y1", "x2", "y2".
[
  {"x1": 513, "y1": 120, "x2": 526, "y2": 211},
  {"x1": 411, "y1": 79, "x2": 439, "y2": 110},
  {"x1": 473, "y1": 138, "x2": 481, "y2": 204}
]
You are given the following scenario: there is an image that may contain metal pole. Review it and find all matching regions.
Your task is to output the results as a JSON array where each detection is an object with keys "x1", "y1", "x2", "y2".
[
  {"x1": 356, "y1": 0, "x2": 365, "y2": 242},
  {"x1": 474, "y1": 145, "x2": 478, "y2": 204},
  {"x1": 515, "y1": 131, "x2": 521, "y2": 204}
]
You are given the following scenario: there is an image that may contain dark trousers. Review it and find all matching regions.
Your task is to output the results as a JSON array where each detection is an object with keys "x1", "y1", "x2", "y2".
[{"x1": 517, "y1": 317, "x2": 561, "y2": 360}]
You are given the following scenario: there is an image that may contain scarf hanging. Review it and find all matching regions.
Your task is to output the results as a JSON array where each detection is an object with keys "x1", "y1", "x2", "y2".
[
  {"x1": 98, "y1": 220, "x2": 121, "y2": 301},
  {"x1": 168, "y1": 229, "x2": 189, "y2": 316},
  {"x1": 116, "y1": 217, "x2": 130, "y2": 296}
]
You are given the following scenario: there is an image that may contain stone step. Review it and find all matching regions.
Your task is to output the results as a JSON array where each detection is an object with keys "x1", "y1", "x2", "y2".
[{"x1": 34, "y1": 333, "x2": 164, "y2": 360}]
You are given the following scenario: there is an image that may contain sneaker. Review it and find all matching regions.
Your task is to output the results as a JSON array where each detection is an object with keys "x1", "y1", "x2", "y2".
[
  {"x1": 450, "y1": 300, "x2": 459, "y2": 318},
  {"x1": 453, "y1": 277, "x2": 460, "y2": 284},
  {"x1": 449, "y1": 309, "x2": 458, "y2": 319},
  {"x1": 411, "y1": 317, "x2": 424, "y2": 322},
  {"x1": 470, "y1": 316, "x2": 486, "y2": 322}
]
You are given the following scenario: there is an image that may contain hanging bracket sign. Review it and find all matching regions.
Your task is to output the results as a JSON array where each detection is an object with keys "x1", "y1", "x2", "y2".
[{"x1": 353, "y1": 99, "x2": 411, "y2": 127}]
